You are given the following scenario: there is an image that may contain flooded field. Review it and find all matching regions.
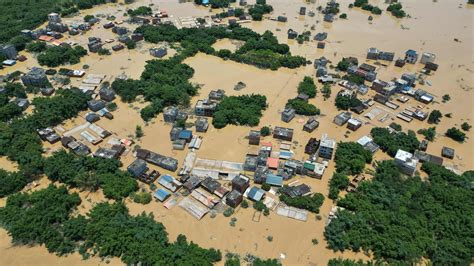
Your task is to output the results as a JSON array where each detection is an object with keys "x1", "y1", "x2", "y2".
[{"x1": 0, "y1": 0, "x2": 472, "y2": 265}]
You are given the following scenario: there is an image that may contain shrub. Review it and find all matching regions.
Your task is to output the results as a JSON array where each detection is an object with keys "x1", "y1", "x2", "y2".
[
  {"x1": 445, "y1": 127, "x2": 466, "y2": 142},
  {"x1": 261, "y1": 183, "x2": 271, "y2": 191},
  {"x1": 428, "y1": 110, "x2": 442, "y2": 124},
  {"x1": 132, "y1": 192, "x2": 152, "y2": 204},
  {"x1": 241, "y1": 199, "x2": 249, "y2": 208},
  {"x1": 461, "y1": 122, "x2": 471, "y2": 131},
  {"x1": 223, "y1": 207, "x2": 234, "y2": 217},
  {"x1": 260, "y1": 126, "x2": 271, "y2": 136}
]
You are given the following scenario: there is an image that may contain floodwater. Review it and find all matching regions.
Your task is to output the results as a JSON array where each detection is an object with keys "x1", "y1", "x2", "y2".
[{"x1": 0, "y1": 0, "x2": 473, "y2": 265}]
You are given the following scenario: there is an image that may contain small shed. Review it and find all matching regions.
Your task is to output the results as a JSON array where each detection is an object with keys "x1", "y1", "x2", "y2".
[
  {"x1": 247, "y1": 186, "x2": 265, "y2": 201},
  {"x1": 266, "y1": 174, "x2": 283, "y2": 187},
  {"x1": 154, "y1": 189, "x2": 171, "y2": 202},
  {"x1": 226, "y1": 190, "x2": 243, "y2": 208},
  {"x1": 249, "y1": 130, "x2": 261, "y2": 145},
  {"x1": 441, "y1": 147, "x2": 455, "y2": 159},
  {"x1": 267, "y1": 157, "x2": 279, "y2": 169}
]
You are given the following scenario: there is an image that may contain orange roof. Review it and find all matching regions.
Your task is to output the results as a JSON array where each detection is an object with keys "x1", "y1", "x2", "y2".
[
  {"x1": 38, "y1": 35, "x2": 55, "y2": 42},
  {"x1": 51, "y1": 40, "x2": 63, "y2": 46},
  {"x1": 267, "y1": 157, "x2": 279, "y2": 169},
  {"x1": 261, "y1": 141, "x2": 272, "y2": 147}
]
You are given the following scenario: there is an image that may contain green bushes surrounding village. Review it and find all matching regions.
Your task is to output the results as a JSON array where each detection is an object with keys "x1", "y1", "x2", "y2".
[
  {"x1": 324, "y1": 161, "x2": 474, "y2": 264},
  {"x1": 0, "y1": 186, "x2": 221, "y2": 264},
  {"x1": 212, "y1": 94, "x2": 267, "y2": 128},
  {"x1": 279, "y1": 192, "x2": 325, "y2": 213}
]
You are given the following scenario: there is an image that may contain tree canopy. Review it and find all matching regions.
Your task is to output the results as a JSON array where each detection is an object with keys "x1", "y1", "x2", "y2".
[
  {"x1": 297, "y1": 76, "x2": 317, "y2": 98},
  {"x1": 212, "y1": 95, "x2": 267, "y2": 128},
  {"x1": 324, "y1": 160, "x2": 474, "y2": 264},
  {"x1": 279, "y1": 193, "x2": 325, "y2": 213},
  {"x1": 334, "y1": 142, "x2": 372, "y2": 175},
  {"x1": 370, "y1": 127, "x2": 420, "y2": 157},
  {"x1": 37, "y1": 45, "x2": 88, "y2": 67}
]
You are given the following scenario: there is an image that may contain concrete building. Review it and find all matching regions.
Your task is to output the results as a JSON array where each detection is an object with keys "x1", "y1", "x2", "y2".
[
  {"x1": 195, "y1": 99, "x2": 217, "y2": 117},
  {"x1": 347, "y1": 118, "x2": 362, "y2": 131},
  {"x1": 394, "y1": 149, "x2": 418, "y2": 176},
  {"x1": 420, "y1": 52, "x2": 436, "y2": 65},
  {"x1": 21, "y1": 67, "x2": 48, "y2": 87},
  {"x1": 281, "y1": 107, "x2": 296, "y2": 123},
  {"x1": 150, "y1": 47, "x2": 167, "y2": 58},
  {"x1": 163, "y1": 106, "x2": 178, "y2": 123},
  {"x1": 319, "y1": 134, "x2": 335, "y2": 159},
  {"x1": 1, "y1": 44, "x2": 18, "y2": 60},
  {"x1": 195, "y1": 117, "x2": 209, "y2": 132},
  {"x1": 99, "y1": 87, "x2": 115, "y2": 102},
  {"x1": 273, "y1": 127, "x2": 294, "y2": 141},
  {"x1": 48, "y1": 13, "x2": 61, "y2": 23},
  {"x1": 333, "y1": 111, "x2": 352, "y2": 126},
  {"x1": 405, "y1": 49, "x2": 418, "y2": 64},
  {"x1": 248, "y1": 130, "x2": 260, "y2": 145},
  {"x1": 303, "y1": 118, "x2": 319, "y2": 133}
]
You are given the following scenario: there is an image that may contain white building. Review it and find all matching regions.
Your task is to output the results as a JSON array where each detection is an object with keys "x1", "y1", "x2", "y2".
[
  {"x1": 420, "y1": 52, "x2": 436, "y2": 65},
  {"x1": 319, "y1": 134, "x2": 336, "y2": 160},
  {"x1": 394, "y1": 149, "x2": 418, "y2": 176}
]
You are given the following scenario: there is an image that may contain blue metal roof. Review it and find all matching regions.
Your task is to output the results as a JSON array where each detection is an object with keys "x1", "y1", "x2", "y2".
[
  {"x1": 154, "y1": 189, "x2": 170, "y2": 202},
  {"x1": 406, "y1": 49, "x2": 417, "y2": 56},
  {"x1": 248, "y1": 187, "x2": 265, "y2": 201},
  {"x1": 159, "y1": 175, "x2": 173, "y2": 183},
  {"x1": 202, "y1": 0, "x2": 209, "y2": 4},
  {"x1": 266, "y1": 174, "x2": 283, "y2": 187},
  {"x1": 178, "y1": 130, "x2": 192, "y2": 139}
]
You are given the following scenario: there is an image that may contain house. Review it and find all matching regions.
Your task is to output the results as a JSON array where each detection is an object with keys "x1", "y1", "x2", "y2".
[
  {"x1": 373, "y1": 94, "x2": 388, "y2": 104},
  {"x1": 40, "y1": 87, "x2": 55, "y2": 96},
  {"x1": 395, "y1": 58, "x2": 406, "y2": 67},
  {"x1": 72, "y1": 142, "x2": 91, "y2": 156},
  {"x1": 178, "y1": 130, "x2": 193, "y2": 143},
  {"x1": 48, "y1": 22, "x2": 68, "y2": 33},
  {"x1": 314, "y1": 56, "x2": 329, "y2": 68},
  {"x1": 195, "y1": 99, "x2": 217, "y2": 116},
  {"x1": 366, "y1": 47, "x2": 379, "y2": 60},
  {"x1": 183, "y1": 175, "x2": 202, "y2": 190},
  {"x1": 267, "y1": 157, "x2": 279, "y2": 170},
  {"x1": 112, "y1": 44, "x2": 124, "y2": 51},
  {"x1": 163, "y1": 106, "x2": 178, "y2": 123},
  {"x1": 323, "y1": 13, "x2": 334, "y2": 22},
  {"x1": 99, "y1": 87, "x2": 115, "y2": 102},
  {"x1": 103, "y1": 22, "x2": 114, "y2": 29},
  {"x1": 169, "y1": 127, "x2": 182, "y2": 141},
  {"x1": 247, "y1": 186, "x2": 265, "y2": 201},
  {"x1": 254, "y1": 166, "x2": 269, "y2": 184},
  {"x1": 201, "y1": 177, "x2": 221, "y2": 193},
  {"x1": 316, "y1": 66, "x2": 328, "y2": 77},
  {"x1": 0, "y1": 44, "x2": 18, "y2": 60},
  {"x1": 131, "y1": 33, "x2": 144, "y2": 42},
  {"x1": 282, "y1": 184, "x2": 311, "y2": 198},
  {"x1": 150, "y1": 47, "x2": 167, "y2": 58},
  {"x1": 297, "y1": 93, "x2": 309, "y2": 102},
  {"x1": 303, "y1": 118, "x2": 319, "y2": 133},
  {"x1": 333, "y1": 112, "x2": 351, "y2": 126},
  {"x1": 273, "y1": 127, "x2": 294, "y2": 141},
  {"x1": 226, "y1": 190, "x2": 243, "y2": 207},
  {"x1": 21, "y1": 67, "x2": 49, "y2": 87},
  {"x1": 215, "y1": 186, "x2": 229, "y2": 198},
  {"x1": 425, "y1": 62, "x2": 438, "y2": 71},
  {"x1": 195, "y1": 117, "x2": 209, "y2": 132},
  {"x1": 209, "y1": 89, "x2": 225, "y2": 101},
  {"x1": 287, "y1": 29, "x2": 298, "y2": 39},
  {"x1": 14, "y1": 98, "x2": 30, "y2": 110},
  {"x1": 172, "y1": 139, "x2": 186, "y2": 150},
  {"x1": 85, "y1": 112, "x2": 100, "y2": 123},
  {"x1": 419, "y1": 139, "x2": 428, "y2": 151},
  {"x1": 414, "y1": 150, "x2": 443, "y2": 166},
  {"x1": 281, "y1": 107, "x2": 296, "y2": 123},
  {"x1": 319, "y1": 134, "x2": 335, "y2": 159},
  {"x1": 232, "y1": 175, "x2": 250, "y2": 193},
  {"x1": 394, "y1": 149, "x2": 418, "y2": 176},
  {"x1": 401, "y1": 73, "x2": 416, "y2": 87},
  {"x1": 112, "y1": 26, "x2": 128, "y2": 35},
  {"x1": 305, "y1": 138, "x2": 320, "y2": 155},
  {"x1": 118, "y1": 35, "x2": 131, "y2": 43},
  {"x1": 265, "y1": 174, "x2": 283, "y2": 187},
  {"x1": 88, "y1": 39, "x2": 102, "y2": 53},
  {"x1": 378, "y1": 51, "x2": 395, "y2": 61},
  {"x1": 441, "y1": 147, "x2": 455, "y2": 159},
  {"x1": 48, "y1": 13, "x2": 61, "y2": 23},
  {"x1": 277, "y1": 16, "x2": 288, "y2": 22},
  {"x1": 94, "y1": 146, "x2": 124, "y2": 159},
  {"x1": 347, "y1": 118, "x2": 362, "y2": 131},
  {"x1": 249, "y1": 130, "x2": 261, "y2": 145},
  {"x1": 244, "y1": 155, "x2": 258, "y2": 171},
  {"x1": 154, "y1": 189, "x2": 171, "y2": 202},
  {"x1": 357, "y1": 136, "x2": 379, "y2": 154},
  {"x1": 405, "y1": 49, "x2": 418, "y2": 64},
  {"x1": 87, "y1": 100, "x2": 106, "y2": 112},
  {"x1": 146, "y1": 151, "x2": 179, "y2": 171},
  {"x1": 314, "y1": 32, "x2": 328, "y2": 41},
  {"x1": 317, "y1": 42, "x2": 326, "y2": 49},
  {"x1": 127, "y1": 159, "x2": 148, "y2": 178},
  {"x1": 420, "y1": 52, "x2": 436, "y2": 65},
  {"x1": 158, "y1": 175, "x2": 182, "y2": 192},
  {"x1": 299, "y1": 7, "x2": 306, "y2": 15}
]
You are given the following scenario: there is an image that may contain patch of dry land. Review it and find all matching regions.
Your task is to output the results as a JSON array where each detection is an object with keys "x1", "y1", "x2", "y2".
[{"x1": 0, "y1": 0, "x2": 472, "y2": 265}]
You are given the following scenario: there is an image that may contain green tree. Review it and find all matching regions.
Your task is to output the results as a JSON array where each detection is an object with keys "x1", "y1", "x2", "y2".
[
  {"x1": 428, "y1": 110, "x2": 442, "y2": 124},
  {"x1": 445, "y1": 127, "x2": 466, "y2": 142},
  {"x1": 321, "y1": 84, "x2": 332, "y2": 100},
  {"x1": 461, "y1": 122, "x2": 471, "y2": 131},
  {"x1": 297, "y1": 76, "x2": 317, "y2": 98}
]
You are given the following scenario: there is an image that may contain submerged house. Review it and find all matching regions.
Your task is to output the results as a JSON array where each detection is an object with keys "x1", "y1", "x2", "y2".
[{"x1": 273, "y1": 127, "x2": 294, "y2": 141}]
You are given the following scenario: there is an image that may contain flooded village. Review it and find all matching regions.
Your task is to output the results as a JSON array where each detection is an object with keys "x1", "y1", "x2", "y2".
[{"x1": 0, "y1": 0, "x2": 473, "y2": 265}]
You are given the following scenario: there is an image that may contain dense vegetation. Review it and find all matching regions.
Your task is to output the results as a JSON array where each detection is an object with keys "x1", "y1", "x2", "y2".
[
  {"x1": 44, "y1": 150, "x2": 138, "y2": 200},
  {"x1": 324, "y1": 161, "x2": 474, "y2": 263},
  {"x1": 445, "y1": 127, "x2": 466, "y2": 142},
  {"x1": 136, "y1": 24, "x2": 306, "y2": 70},
  {"x1": 334, "y1": 142, "x2": 372, "y2": 175},
  {"x1": 428, "y1": 109, "x2": 442, "y2": 124},
  {"x1": 334, "y1": 94, "x2": 362, "y2": 110},
  {"x1": 38, "y1": 45, "x2": 88, "y2": 67},
  {"x1": 387, "y1": 3, "x2": 406, "y2": 18},
  {"x1": 0, "y1": 83, "x2": 27, "y2": 122},
  {"x1": 417, "y1": 126, "x2": 436, "y2": 141},
  {"x1": 328, "y1": 172, "x2": 349, "y2": 200},
  {"x1": 127, "y1": 6, "x2": 152, "y2": 17},
  {"x1": 212, "y1": 95, "x2": 267, "y2": 128},
  {"x1": 0, "y1": 186, "x2": 222, "y2": 264},
  {"x1": 0, "y1": 88, "x2": 90, "y2": 195},
  {"x1": 279, "y1": 193, "x2": 325, "y2": 213},
  {"x1": 328, "y1": 258, "x2": 375, "y2": 266},
  {"x1": 297, "y1": 76, "x2": 317, "y2": 98},
  {"x1": 248, "y1": 1, "x2": 274, "y2": 21},
  {"x1": 370, "y1": 127, "x2": 419, "y2": 157},
  {"x1": 0, "y1": 0, "x2": 114, "y2": 43},
  {"x1": 286, "y1": 98, "x2": 320, "y2": 115}
]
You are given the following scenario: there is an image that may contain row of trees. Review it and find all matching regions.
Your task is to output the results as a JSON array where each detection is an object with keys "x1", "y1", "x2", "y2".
[
  {"x1": 212, "y1": 94, "x2": 267, "y2": 128},
  {"x1": 286, "y1": 98, "x2": 320, "y2": 115},
  {"x1": 279, "y1": 193, "x2": 325, "y2": 213},
  {"x1": 0, "y1": 185, "x2": 222, "y2": 264},
  {"x1": 334, "y1": 93, "x2": 362, "y2": 110},
  {"x1": 324, "y1": 160, "x2": 474, "y2": 263}
]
